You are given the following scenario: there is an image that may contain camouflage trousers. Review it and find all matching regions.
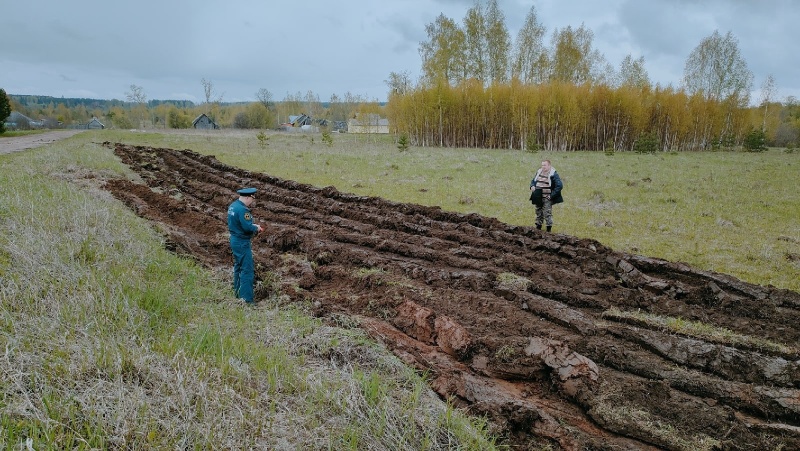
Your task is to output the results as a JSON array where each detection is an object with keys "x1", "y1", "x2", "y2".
[{"x1": 535, "y1": 197, "x2": 553, "y2": 227}]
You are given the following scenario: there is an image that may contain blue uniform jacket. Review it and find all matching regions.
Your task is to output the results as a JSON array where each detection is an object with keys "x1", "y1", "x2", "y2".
[{"x1": 227, "y1": 199, "x2": 259, "y2": 239}]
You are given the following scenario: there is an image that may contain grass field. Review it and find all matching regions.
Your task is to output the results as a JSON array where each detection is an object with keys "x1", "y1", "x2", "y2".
[
  {"x1": 94, "y1": 129, "x2": 800, "y2": 292},
  {"x1": 2, "y1": 129, "x2": 796, "y2": 448},
  {"x1": 0, "y1": 133, "x2": 500, "y2": 450}
]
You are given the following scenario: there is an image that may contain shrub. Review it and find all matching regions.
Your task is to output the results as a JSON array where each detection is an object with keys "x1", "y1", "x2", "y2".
[
  {"x1": 743, "y1": 129, "x2": 767, "y2": 152},
  {"x1": 256, "y1": 131, "x2": 269, "y2": 149},
  {"x1": 721, "y1": 133, "x2": 736, "y2": 151},
  {"x1": 114, "y1": 114, "x2": 135, "y2": 130},
  {"x1": 233, "y1": 112, "x2": 251, "y2": 129},
  {"x1": 525, "y1": 133, "x2": 541, "y2": 153},
  {"x1": 167, "y1": 109, "x2": 192, "y2": 129},
  {"x1": 633, "y1": 132, "x2": 658, "y2": 154},
  {"x1": 604, "y1": 140, "x2": 615, "y2": 156}
]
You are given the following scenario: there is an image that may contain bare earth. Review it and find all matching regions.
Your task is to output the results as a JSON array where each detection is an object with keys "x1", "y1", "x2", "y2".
[
  {"x1": 0, "y1": 130, "x2": 86, "y2": 154},
  {"x1": 93, "y1": 142, "x2": 800, "y2": 449}
]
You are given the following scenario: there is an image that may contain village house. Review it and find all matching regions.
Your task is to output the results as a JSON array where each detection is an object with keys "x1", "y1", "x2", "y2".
[
  {"x1": 87, "y1": 117, "x2": 105, "y2": 129},
  {"x1": 347, "y1": 114, "x2": 389, "y2": 134},
  {"x1": 4, "y1": 111, "x2": 43, "y2": 130},
  {"x1": 192, "y1": 113, "x2": 219, "y2": 130},
  {"x1": 280, "y1": 114, "x2": 319, "y2": 132}
]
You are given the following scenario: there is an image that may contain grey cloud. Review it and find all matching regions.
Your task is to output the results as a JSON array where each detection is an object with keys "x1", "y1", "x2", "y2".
[
  {"x1": 618, "y1": 0, "x2": 710, "y2": 59},
  {"x1": 1, "y1": 0, "x2": 798, "y2": 102}
]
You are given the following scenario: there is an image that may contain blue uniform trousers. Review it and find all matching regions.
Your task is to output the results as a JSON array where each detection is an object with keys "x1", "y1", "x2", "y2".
[{"x1": 231, "y1": 237, "x2": 255, "y2": 302}]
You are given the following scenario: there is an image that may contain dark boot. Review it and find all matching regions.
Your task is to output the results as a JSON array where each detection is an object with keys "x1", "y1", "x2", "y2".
[
  {"x1": 546, "y1": 225, "x2": 552, "y2": 232},
  {"x1": 536, "y1": 224, "x2": 542, "y2": 230}
]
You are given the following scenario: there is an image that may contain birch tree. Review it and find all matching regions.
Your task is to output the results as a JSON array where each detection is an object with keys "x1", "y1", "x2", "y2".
[
  {"x1": 125, "y1": 84, "x2": 147, "y2": 128},
  {"x1": 201, "y1": 78, "x2": 223, "y2": 104},
  {"x1": 419, "y1": 14, "x2": 466, "y2": 84},
  {"x1": 617, "y1": 55, "x2": 650, "y2": 89},
  {"x1": 304, "y1": 90, "x2": 324, "y2": 121},
  {"x1": 683, "y1": 30, "x2": 753, "y2": 146},
  {"x1": 327, "y1": 93, "x2": 351, "y2": 122},
  {"x1": 463, "y1": 3, "x2": 487, "y2": 83},
  {"x1": 511, "y1": 5, "x2": 547, "y2": 84},
  {"x1": 759, "y1": 74, "x2": 775, "y2": 131},
  {"x1": 201, "y1": 78, "x2": 224, "y2": 121},
  {"x1": 385, "y1": 71, "x2": 413, "y2": 96},
  {"x1": 485, "y1": 0, "x2": 510, "y2": 84},
  {"x1": 548, "y1": 24, "x2": 604, "y2": 84},
  {"x1": 255, "y1": 88, "x2": 274, "y2": 110},
  {"x1": 682, "y1": 30, "x2": 753, "y2": 105}
]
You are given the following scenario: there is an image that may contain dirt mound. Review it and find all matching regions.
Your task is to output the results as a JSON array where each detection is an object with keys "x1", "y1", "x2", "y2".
[{"x1": 101, "y1": 142, "x2": 800, "y2": 450}]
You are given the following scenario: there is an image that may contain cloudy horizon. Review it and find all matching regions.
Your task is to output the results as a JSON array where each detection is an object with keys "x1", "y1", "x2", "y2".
[{"x1": 2, "y1": 0, "x2": 798, "y2": 104}]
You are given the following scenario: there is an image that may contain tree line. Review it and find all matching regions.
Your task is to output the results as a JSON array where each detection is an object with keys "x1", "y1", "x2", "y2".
[
  {"x1": 385, "y1": 1, "x2": 797, "y2": 151},
  {"x1": 386, "y1": 79, "x2": 794, "y2": 152},
  {"x1": 3, "y1": 85, "x2": 385, "y2": 132},
  {"x1": 11, "y1": 95, "x2": 195, "y2": 110}
]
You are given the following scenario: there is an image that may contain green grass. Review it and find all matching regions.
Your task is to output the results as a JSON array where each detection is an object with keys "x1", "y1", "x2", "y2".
[
  {"x1": 589, "y1": 391, "x2": 721, "y2": 451},
  {"x1": 495, "y1": 272, "x2": 532, "y2": 292},
  {"x1": 94, "y1": 129, "x2": 800, "y2": 291},
  {"x1": 0, "y1": 134, "x2": 500, "y2": 450},
  {"x1": 0, "y1": 129, "x2": 50, "y2": 137},
  {"x1": 602, "y1": 308, "x2": 798, "y2": 356}
]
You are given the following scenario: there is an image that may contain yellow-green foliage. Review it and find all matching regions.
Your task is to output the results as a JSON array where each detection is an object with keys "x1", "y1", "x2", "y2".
[{"x1": 387, "y1": 81, "x2": 755, "y2": 152}]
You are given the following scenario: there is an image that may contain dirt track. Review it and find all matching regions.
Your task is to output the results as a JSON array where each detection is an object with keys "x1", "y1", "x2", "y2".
[
  {"x1": 0, "y1": 130, "x2": 85, "y2": 154},
  {"x1": 101, "y1": 142, "x2": 800, "y2": 450}
]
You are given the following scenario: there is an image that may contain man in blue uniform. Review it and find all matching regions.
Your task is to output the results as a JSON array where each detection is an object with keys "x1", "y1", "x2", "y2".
[{"x1": 227, "y1": 187, "x2": 264, "y2": 304}]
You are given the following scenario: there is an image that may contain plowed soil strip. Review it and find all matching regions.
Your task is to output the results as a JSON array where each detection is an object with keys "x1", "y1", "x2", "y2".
[{"x1": 102, "y1": 142, "x2": 800, "y2": 450}]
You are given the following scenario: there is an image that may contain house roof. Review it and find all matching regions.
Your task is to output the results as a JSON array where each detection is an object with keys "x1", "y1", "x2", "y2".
[
  {"x1": 292, "y1": 114, "x2": 311, "y2": 126},
  {"x1": 192, "y1": 113, "x2": 217, "y2": 125},
  {"x1": 348, "y1": 115, "x2": 389, "y2": 126},
  {"x1": 8, "y1": 111, "x2": 34, "y2": 122}
]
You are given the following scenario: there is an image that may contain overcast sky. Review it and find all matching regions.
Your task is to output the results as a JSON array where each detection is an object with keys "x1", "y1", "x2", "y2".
[{"x1": 2, "y1": 0, "x2": 798, "y2": 104}]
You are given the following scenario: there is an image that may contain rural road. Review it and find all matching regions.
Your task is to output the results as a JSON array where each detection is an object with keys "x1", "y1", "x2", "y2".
[{"x1": 0, "y1": 130, "x2": 86, "y2": 154}]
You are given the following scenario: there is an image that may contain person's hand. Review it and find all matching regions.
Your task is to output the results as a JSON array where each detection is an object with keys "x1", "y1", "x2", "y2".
[{"x1": 255, "y1": 224, "x2": 264, "y2": 233}]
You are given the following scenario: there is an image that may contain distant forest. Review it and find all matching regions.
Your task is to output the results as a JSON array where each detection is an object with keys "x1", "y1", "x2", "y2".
[
  {"x1": 9, "y1": 95, "x2": 354, "y2": 111},
  {"x1": 5, "y1": 90, "x2": 386, "y2": 132},
  {"x1": 11, "y1": 95, "x2": 197, "y2": 110}
]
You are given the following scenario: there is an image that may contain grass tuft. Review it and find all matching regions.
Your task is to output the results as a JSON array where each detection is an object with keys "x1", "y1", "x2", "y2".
[{"x1": 602, "y1": 308, "x2": 797, "y2": 356}]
